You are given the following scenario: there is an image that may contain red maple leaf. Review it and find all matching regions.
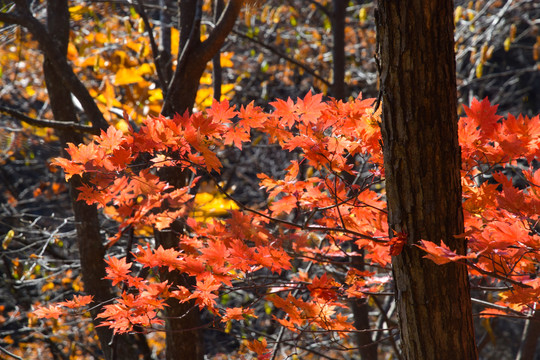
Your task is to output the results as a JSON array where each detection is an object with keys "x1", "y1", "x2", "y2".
[
  {"x1": 463, "y1": 97, "x2": 502, "y2": 137},
  {"x1": 388, "y1": 231, "x2": 407, "y2": 256}
]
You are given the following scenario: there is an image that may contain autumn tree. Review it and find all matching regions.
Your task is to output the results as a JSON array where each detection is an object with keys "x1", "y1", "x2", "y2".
[{"x1": 376, "y1": 0, "x2": 478, "y2": 358}]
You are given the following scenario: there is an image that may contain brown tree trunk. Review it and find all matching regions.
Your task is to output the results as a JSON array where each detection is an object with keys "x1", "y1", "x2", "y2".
[
  {"x1": 42, "y1": 1, "x2": 142, "y2": 359},
  {"x1": 156, "y1": 2, "x2": 243, "y2": 359},
  {"x1": 212, "y1": 0, "x2": 225, "y2": 101},
  {"x1": 162, "y1": 0, "x2": 243, "y2": 116},
  {"x1": 376, "y1": 1, "x2": 478, "y2": 359},
  {"x1": 331, "y1": 0, "x2": 346, "y2": 100},
  {"x1": 350, "y1": 250, "x2": 378, "y2": 360}
]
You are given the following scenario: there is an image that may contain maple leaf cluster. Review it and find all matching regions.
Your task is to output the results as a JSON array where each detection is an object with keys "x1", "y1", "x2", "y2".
[
  {"x1": 46, "y1": 93, "x2": 390, "y2": 345},
  {"x1": 39, "y1": 94, "x2": 540, "y2": 356}
]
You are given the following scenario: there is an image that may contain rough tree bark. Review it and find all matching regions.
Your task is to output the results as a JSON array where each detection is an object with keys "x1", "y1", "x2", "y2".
[
  {"x1": 376, "y1": 0, "x2": 478, "y2": 359},
  {"x1": 331, "y1": 0, "x2": 346, "y2": 100},
  {"x1": 212, "y1": 0, "x2": 225, "y2": 101}
]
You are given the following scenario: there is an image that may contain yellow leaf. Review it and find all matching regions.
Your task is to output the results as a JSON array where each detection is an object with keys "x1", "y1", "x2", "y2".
[
  {"x1": 136, "y1": 63, "x2": 154, "y2": 76},
  {"x1": 94, "y1": 32, "x2": 108, "y2": 44},
  {"x1": 41, "y1": 282, "x2": 55, "y2": 292},
  {"x1": 475, "y1": 62, "x2": 483, "y2": 78},
  {"x1": 200, "y1": 73, "x2": 212, "y2": 85},
  {"x1": 195, "y1": 87, "x2": 214, "y2": 108},
  {"x1": 115, "y1": 119, "x2": 129, "y2": 132},
  {"x1": 454, "y1": 6, "x2": 463, "y2": 24},
  {"x1": 104, "y1": 78, "x2": 115, "y2": 109},
  {"x1": 67, "y1": 43, "x2": 78, "y2": 61},
  {"x1": 171, "y1": 28, "x2": 180, "y2": 56},
  {"x1": 148, "y1": 89, "x2": 163, "y2": 102},
  {"x1": 114, "y1": 67, "x2": 145, "y2": 85},
  {"x1": 359, "y1": 7, "x2": 367, "y2": 24},
  {"x1": 2, "y1": 230, "x2": 14, "y2": 249},
  {"x1": 25, "y1": 85, "x2": 35, "y2": 97},
  {"x1": 504, "y1": 37, "x2": 511, "y2": 52},
  {"x1": 220, "y1": 52, "x2": 234, "y2": 68},
  {"x1": 137, "y1": 18, "x2": 145, "y2": 33}
]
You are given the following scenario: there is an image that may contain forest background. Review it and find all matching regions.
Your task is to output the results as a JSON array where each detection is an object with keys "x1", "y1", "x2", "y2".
[{"x1": 0, "y1": 0, "x2": 539, "y2": 359}]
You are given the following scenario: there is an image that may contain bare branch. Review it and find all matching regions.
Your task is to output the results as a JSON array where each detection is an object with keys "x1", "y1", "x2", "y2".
[
  {"x1": 0, "y1": 7, "x2": 23, "y2": 25},
  {"x1": 0, "y1": 105, "x2": 98, "y2": 134},
  {"x1": 197, "y1": 0, "x2": 244, "y2": 61},
  {"x1": 232, "y1": 29, "x2": 332, "y2": 88},
  {"x1": 0, "y1": 346, "x2": 23, "y2": 360},
  {"x1": 134, "y1": 0, "x2": 169, "y2": 92},
  {"x1": 471, "y1": 297, "x2": 530, "y2": 317}
]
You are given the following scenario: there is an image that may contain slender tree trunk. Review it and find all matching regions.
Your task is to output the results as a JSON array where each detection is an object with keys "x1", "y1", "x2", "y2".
[
  {"x1": 155, "y1": 2, "x2": 242, "y2": 358},
  {"x1": 350, "y1": 250, "x2": 378, "y2": 360},
  {"x1": 42, "y1": 1, "x2": 141, "y2": 359},
  {"x1": 376, "y1": 1, "x2": 478, "y2": 359},
  {"x1": 212, "y1": 0, "x2": 225, "y2": 101},
  {"x1": 157, "y1": 3, "x2": 206, "y2": 360},
  {"x1": 159, "y1": 0, "x2": 174, "y2": 85},
  {"x1": 331, "y1": 0, "x2": 346, "y2": 100},
  {"x1": 162, "y1": 0, "x2": 243, "y2": 116}
]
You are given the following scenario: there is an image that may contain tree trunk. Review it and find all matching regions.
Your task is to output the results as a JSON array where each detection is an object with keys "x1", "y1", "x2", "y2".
[
  {"x1": 212, "y1": 0, "x2": 225, "y2": 101},
  {"x1": 350, "y1": 250, "x2": 378, "y2": 360},
  {"x1": 162, "y1": 0, "x2": 243, "y2": 116},
  {"x1": 331, "y1": 0, "x2": 346, "y2": 100},
  {"x1": 159, "y1": 0, "x2": 174, "y2": 87},
  {"x1": 43, "y1": 1, "x2": 141, "y2": 359},
  {"x1": 376, "y1": 1, "x2": 478, "y2": 359}
]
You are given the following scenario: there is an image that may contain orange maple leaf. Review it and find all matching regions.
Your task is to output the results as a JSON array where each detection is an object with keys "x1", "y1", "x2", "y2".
[
  {"x1": 104, "y1": 256, "x2": 132, "y2": 285},
  {"x1": 416, "y1": 240, "x2": 477, "y2": 265},
  {"x1": 34, "y1": 304, "x2": 64, "y2": 319}
]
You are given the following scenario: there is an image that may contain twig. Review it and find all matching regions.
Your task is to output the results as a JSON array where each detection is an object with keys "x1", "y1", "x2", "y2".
[
  {"x1": 471, "y1": 297, "x2": 530, "y2": 317},
  {"x1": 0, "y1": 105, "x2": 97, "y2": 134},
  {"x1": 210, "y1": 176, "x2": 386, "y2": 243},
  {"x1": 8, "y1": 0, "x2": 108, "y2": 131},
  {"x1": 133, "y1": 0, "x2": 169, "y2": 93},
  {"x1": 0, "y1": 346, "x2": 23, "y2": 360},
  {"x1": 466, "y1": 261, "x2": 533, "y2": 288},
  {"x1": 232, "y1": 29, "x2": 332, "y2": 88}
]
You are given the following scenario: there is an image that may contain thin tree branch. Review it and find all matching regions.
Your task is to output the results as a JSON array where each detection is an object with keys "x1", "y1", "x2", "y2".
[
  {"x1": 0, "y1": 8, "x2": 23, "y2": 25},
  {"x1": 197, "y1": 0, "x2": 244, "y2": 62},
  {"x1": 304, "y1": 0, "x2": 331, "y2": 18},
  {"x1": 0, "y1": 105, "x2": 98, "y2": 134},
  {"x1": 134, "y1": 0, "x2": 169, "y2": 92},
  {"x1": 471, "y1": 297, "x2": 530, "y2": 317},
  {"x1": 208, "y1": 173, "x2": 386, "y2": 243},
  {"x1": 0, "y1": 346, "x2": 23, "y2": 360},
  {"x1": 466, "y1": 261, "x2": 533, "y2": 288},
  {"x1": 232, "y1": 29, "x2": 332, "y2": 88}
]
